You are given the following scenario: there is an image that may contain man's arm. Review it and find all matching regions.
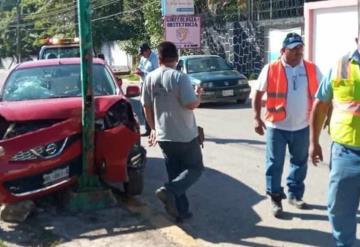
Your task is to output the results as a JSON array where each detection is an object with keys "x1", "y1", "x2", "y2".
[
  {"x1": 179, "y1": 74, "x2": 202, "y2": 110},
  {"x1": 309, "y1": 99, "x2": 331, "y2": 165},
  {"x1": 143, "y1": 105, "x2": 155, "y2": 130},
  {"x1": 143, "y1": 104, "x2": 157, "y2": 146},
  {"x1": 252, "y1": 90, "x2": 266, "y2": 135},
  {"x1": 184, "y1": 85, "x2": 202, "y2": 110}
]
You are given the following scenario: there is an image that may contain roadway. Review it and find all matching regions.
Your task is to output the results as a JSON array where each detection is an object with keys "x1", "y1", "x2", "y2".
[{"x1": 130, "y1": 93, "x2": 353, "y2": 247}]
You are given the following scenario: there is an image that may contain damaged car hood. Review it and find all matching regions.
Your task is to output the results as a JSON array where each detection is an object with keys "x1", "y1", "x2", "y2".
[{"x1": 0, "y1": 95, "x2": 126, "y2": 121}]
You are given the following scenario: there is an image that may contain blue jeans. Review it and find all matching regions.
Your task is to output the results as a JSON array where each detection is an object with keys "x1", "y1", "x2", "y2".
[
  {"x1": 265, "y1": 126, "x2": 309, "y2": 199},
  {"x1": 158, "y1": 138, "x2": 204, "y2": 216},
  {"x1": 328, "y1": 142, "x2": 360, "y2": 247}
]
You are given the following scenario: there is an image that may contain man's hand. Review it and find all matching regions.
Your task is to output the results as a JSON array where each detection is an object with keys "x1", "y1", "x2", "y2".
[
  {"x1": 148, "y1": 129, "x2": 157, "y2": 147},
  {"x1": 194, "y1": 85, "x2": 203, "y2": 97},
  {"x1": 134, "y1": 68, "x2": 143, "y2": 76},
  {"x1": 254, "y1": 117, "x2": 266, "y2": 135},
  {"x1": 309, "y1": 142, "x2": 323, "y2": 166}
]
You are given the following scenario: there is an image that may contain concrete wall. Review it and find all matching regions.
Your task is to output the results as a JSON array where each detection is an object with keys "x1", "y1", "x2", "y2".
[
  {"x1": 100, "y1": 41, "x2": 133, "y2": 72},
  {"x1": 201, "y1": 17, "x2": 303, "y2": 78}
]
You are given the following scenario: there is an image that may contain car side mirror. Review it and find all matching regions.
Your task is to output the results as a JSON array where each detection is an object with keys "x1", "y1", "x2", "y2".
[{"x1": 126, "y1": 85, "x2": 140, "y2": 98}]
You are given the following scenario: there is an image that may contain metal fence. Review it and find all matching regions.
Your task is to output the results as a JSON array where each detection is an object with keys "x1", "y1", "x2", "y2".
[{"x1": 253, "y1": 0, "x2": 304, "y2": 21}]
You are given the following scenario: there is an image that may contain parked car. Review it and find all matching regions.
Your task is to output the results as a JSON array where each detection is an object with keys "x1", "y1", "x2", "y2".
[
  {"x1": 177, "y1": 55, "x2": 251, "y2": 104},
  {"x1": 0, "y1": 58, "x2": 146, "y2": 204}
]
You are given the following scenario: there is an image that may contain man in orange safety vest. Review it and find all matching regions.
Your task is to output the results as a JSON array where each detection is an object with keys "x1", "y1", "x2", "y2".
[{"x1": 252, "y1": 32, "x2": 322, "y2": 218}]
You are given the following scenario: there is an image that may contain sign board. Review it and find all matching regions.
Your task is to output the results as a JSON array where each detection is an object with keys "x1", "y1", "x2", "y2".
[
  {"x1": 164, "y1": 16, "x2": 201, "y2": 49},
  {"x1": 161, "y1": 0, "x2": 194, "y2": 16}
]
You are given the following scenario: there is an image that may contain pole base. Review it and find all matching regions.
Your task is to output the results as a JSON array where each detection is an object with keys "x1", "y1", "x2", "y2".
[{"x1": 65, "y1": 189, "x2": 117, "y2": 212}]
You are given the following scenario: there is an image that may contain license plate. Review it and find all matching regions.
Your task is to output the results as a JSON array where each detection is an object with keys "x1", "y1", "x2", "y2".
[
  {"x1": 222, "y1": 89, "x2": 234, "y2": 96},
  {"x1": 43, "y1": 166, "x2": 69, "y2": 186}
]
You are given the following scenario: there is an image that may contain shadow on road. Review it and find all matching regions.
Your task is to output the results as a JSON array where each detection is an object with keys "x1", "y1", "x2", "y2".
[
  {"x1": 144, "y1": 156, "x2": 355, "y2": 247},
  {"x1": 199, "y1": 101, "x2": 251, "y2": 110},
  {"x1": 206, "y1": 137, "x2": 266, "y2": 145}
]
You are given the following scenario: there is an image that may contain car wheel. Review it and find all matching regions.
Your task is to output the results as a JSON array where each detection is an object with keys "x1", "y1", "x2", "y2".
[
  {"x1": 236, "y1": 98, "x2": 247, "y2": 104},
  {"x1": 124, "y1": 168, "x2": 144, "y2": 196}
]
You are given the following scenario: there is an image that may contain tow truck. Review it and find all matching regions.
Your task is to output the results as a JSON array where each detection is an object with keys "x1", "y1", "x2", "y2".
[{"x1": 38, "y1": 37, "x2": 95, "y2": 60}]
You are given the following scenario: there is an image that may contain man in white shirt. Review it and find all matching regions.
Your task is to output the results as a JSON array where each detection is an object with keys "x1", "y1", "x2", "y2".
[
  {"x1": 134, "y1": 43, "x2": 159, "y2": 136},
  {"x1": 252, "y1": 33, "x2": 322, "y2": 217}
]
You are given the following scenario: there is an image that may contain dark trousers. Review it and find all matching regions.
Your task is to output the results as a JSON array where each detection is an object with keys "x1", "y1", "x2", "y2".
[{"x1": 158, "y1": 138, "x2": 204, "y2": 215}]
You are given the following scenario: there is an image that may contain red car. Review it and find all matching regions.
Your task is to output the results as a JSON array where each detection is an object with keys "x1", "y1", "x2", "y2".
[{"x1": 0, "y1": 58, "x2": 146, "y2": 203}]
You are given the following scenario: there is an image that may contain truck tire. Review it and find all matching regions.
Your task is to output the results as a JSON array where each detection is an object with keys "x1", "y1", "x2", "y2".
[{"x1": 124, "y1": 168, "x2": 144, "y2": 196}]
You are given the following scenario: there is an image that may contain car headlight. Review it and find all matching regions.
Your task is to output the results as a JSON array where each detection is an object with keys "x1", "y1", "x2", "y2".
[
  {"x1": 202, "y1": 82, "x2": 214, "y2": 88},
  {"x1": 238, "y1": 79, "x2": 248, "y2": 85}
]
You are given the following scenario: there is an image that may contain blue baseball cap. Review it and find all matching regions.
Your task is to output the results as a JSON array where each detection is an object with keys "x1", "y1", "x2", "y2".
[{"x1": 282, "y1": 33, "x2": 304, "y2": 49}]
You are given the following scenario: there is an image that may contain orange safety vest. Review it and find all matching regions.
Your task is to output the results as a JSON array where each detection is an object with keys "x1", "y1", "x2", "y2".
[{"x1": 265, "y1": 60, "x2": 319, "y2": 122}]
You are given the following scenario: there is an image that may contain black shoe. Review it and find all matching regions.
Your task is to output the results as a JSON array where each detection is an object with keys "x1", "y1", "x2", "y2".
[
  {"x1": 176, "y1": 212, "x2": 193, "y2": 223},
  {"x1": 288, "y1": 198, "x2": 308, "y2": 209},
  {"x1": 270, "y1": 194, "x2": 284, "y2": 218},
  {"x1": 141, "y1": 131, "x2": 150, "y2": 137},
  {"x1": 155, "y1": 187, "x2": 178, "y2": 218}
]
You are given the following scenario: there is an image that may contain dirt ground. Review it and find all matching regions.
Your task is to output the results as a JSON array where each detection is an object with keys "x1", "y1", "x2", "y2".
[{"x1": 0, "y1": 192, "x2": 180, "y2": 247}]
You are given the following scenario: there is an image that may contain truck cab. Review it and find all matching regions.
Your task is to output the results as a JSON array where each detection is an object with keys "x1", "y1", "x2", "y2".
[{"x1": 38, "y1": 38, "x2": 95, "y2": 59}]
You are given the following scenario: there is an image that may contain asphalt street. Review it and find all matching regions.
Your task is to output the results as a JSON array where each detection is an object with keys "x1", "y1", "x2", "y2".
[{"x1": 130, "y1": 92, "x2": 355, "y2": 247}]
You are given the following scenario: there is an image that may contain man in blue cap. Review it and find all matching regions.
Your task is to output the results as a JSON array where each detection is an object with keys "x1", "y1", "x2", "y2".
[
  {"x1": 134, "y1": 42, "x2": 159, "y2": 136},
  {"x1": 252, "y1": 32, "x2": 323, "y2": 217}
]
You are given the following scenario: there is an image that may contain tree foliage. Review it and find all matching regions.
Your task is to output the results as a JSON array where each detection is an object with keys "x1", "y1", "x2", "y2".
[{"x1": 0, "y1": 0, "x2": 247, "y2": 59}]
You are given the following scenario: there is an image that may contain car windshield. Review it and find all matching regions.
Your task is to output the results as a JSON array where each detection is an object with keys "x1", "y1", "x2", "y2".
[
  {"x1": 2, "y1": 64, "x2": 116, "y2": 102},
  {"x1": 186, "y1": 57, "x2": 232, "y2": 73}
]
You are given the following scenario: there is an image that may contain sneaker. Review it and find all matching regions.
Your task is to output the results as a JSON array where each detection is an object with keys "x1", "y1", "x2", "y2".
[
  {"x1": 155, "y1": 187, "x2": 178, "y2": 218},
  {"x1": 288, "y1": 198, "x2": 307, "y2": 209},
  {"x1": 270, "y1": 195, "x2": 283, "y2": 218}
]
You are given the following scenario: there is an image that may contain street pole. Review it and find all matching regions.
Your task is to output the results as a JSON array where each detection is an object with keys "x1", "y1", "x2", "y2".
[
  {"x1": 77, "y1": 0, "x2": 98, "y2": 189},
  {"x1": 16, "y1": 1, "x2": 21, "y2": 63},
  {"x1": 65, "y1": 0, "x2": 116, "y2": 212}
]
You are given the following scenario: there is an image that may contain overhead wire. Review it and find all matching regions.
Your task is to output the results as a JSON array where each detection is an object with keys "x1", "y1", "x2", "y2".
[{"x1": 3, "y1": 0, "x2": 159, "y2": 31}]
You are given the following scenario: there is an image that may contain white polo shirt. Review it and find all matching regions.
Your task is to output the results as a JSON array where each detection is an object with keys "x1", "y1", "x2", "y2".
[{"x1": 257, "y1": 59, "x2": 323, "y2": 131}]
